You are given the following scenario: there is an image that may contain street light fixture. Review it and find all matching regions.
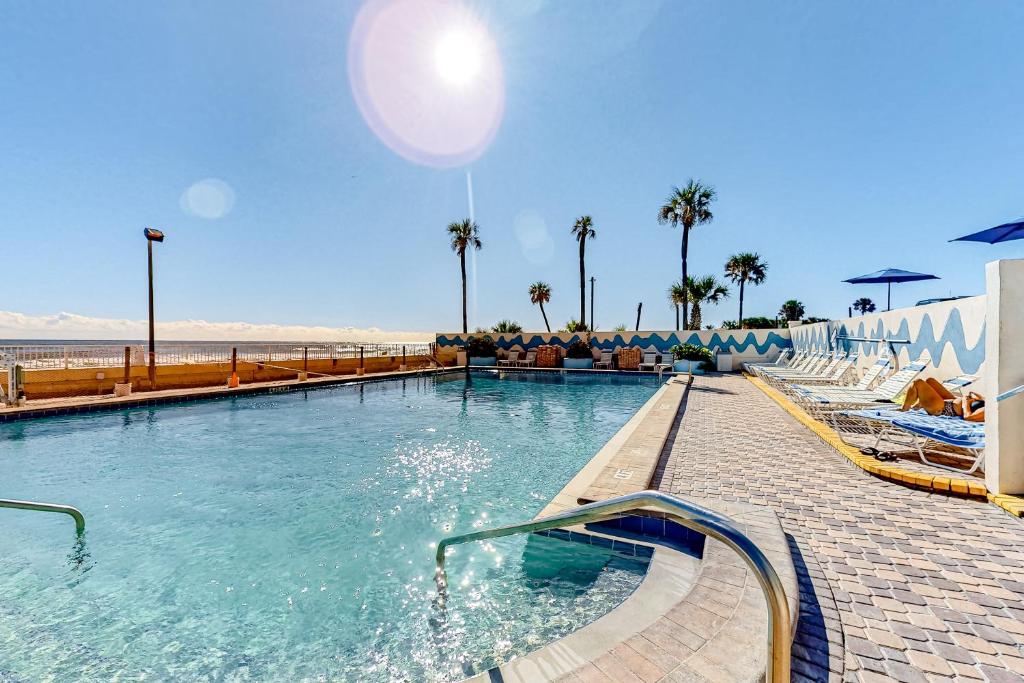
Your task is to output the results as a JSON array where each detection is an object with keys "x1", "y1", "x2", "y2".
[{"x1": 144, "y1": 228, "x2": 165, "y2": 390}]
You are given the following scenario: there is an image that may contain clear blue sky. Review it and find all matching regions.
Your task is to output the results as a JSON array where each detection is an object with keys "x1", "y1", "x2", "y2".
[{"x1": 2, "y1": 1, "x2": 1022, "y2": 335}]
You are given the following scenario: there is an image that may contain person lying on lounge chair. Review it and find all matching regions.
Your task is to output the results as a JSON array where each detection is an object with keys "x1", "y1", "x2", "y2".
[{"x1": 901, "y1": 378, "x2": 985, "y2": 422}]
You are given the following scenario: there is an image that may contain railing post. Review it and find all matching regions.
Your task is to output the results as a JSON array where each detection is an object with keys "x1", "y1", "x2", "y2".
[
  {"x1": 229, "y1": 347, "x2": 239, "y2": 388},
  {"x1": 357, "y1": 346, "x2": 365, "y2": 376},
  {"x1": 123, "y1": 346, "x2": 131, "y2": 384},
  {"x1": 63, "y1": 345, "x2": 69, "y2": 370}
]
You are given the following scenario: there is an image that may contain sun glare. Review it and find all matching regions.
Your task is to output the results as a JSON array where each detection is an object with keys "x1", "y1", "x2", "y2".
[{"x1": 434, "y1": 29, "x2": 483, "y2": 86}]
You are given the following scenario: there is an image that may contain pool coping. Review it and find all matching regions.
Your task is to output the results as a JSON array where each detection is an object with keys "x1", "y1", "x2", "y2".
[
  {"x1": 0, "y1": 367, "x2": 446, "y2": 422},
  {"x1": 0, "y1": 365, "x2": 677, "y2": 423},
  {"x1": 462, "y1": 375, "x2": 800, "y2": 683}
]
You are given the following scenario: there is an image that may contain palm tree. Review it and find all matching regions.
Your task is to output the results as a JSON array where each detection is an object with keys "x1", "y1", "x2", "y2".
[
  {"x1": 447, "y1": 219, "x2": 481, "y2": 333},
  {"x1": 528, "y1": 281, "x2": 552, "y2": 332},
  {"x1": 685, "y1": 275, "x2": 730, "y2": 330},
  {"x1": 570, "y1": 216, "x2": 596, "y2": 327},
  {"x1": 724, "y1": 252, "x2": 768, "y2": 330},
  {"x1": 668, "y1": 281, "x2": 686, "y2": 330},
  {"x1": 657, "y1": 180, "x2": 716, "y2": 331},
  {"x1": 779, "y1": 299, "x2": 805, "y2": 322},
  {"x1": 852, "y1": 297, "x2": 876, "y2": 315},
  {"x1": 492, "y1": 320, "x2": 523, "y2": 333}
]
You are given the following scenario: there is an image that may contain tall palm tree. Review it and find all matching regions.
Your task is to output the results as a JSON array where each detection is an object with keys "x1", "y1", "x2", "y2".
[
  {"x1": 852, "y1": 297, "x2": 876, "y2": 315},
  {"x1": 724, "y1": 252, "x2": 768, "y2": 329},
  {"x1": 528, "y1": 281, "x2": 552, "y2": 332},
  {"x1": 657, "y1": 180, "x2": 716, "y2": 331},
  {"x1": 447, "y1": 219, "x2": 481, "y2": 333},
  {"x1": 685, "y1": 275, "x2": 729, "y2": 330},
  {"x1": 570, "y1": 216, "x2": 596, "y2": 328},
  {"x1": 779, "y1": 299, "x2": 805, "y2": 322},
  {"x1": 668, "y1": 280, "x2": 686, "y2": 330}
]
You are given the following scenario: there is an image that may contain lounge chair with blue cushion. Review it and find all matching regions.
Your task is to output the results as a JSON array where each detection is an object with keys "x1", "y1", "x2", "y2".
[{"x1": 831, "y1": 373, "x2": 983, "y2": 472}]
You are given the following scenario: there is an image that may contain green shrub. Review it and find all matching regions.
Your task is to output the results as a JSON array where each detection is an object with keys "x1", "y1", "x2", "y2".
[
  {"x1": 669, "y1": 343, "x2": 714, "y2": 362},
  {"x1": 566, "y1": 340, "x2": 593, "y2": 359},
  {"x1": 465, "y1": 335, "x2": 498, "y2": 358}
]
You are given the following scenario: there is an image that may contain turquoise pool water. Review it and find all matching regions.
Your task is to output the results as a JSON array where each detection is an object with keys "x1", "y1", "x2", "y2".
[{"x1": 0, "y1": 371, "x2": 661, "y2": 681}]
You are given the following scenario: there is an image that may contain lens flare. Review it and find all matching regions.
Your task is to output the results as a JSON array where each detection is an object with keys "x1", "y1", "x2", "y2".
[{"x1": 348, "y1": 0, "x2": 505, "y2": 168}]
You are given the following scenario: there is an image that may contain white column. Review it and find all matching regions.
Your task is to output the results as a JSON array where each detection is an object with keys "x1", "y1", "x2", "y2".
[{"x1": 985, "y1": 259, "x2": 1024, "y2": 495}]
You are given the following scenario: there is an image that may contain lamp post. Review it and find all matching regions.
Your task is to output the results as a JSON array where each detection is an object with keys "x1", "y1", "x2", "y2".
[
  {"x1": 144, "y1": 228, "x2": 165, "y2": 390},
  {"x1": 590, "y1": 277, "x2": 596, "y2": 331}
]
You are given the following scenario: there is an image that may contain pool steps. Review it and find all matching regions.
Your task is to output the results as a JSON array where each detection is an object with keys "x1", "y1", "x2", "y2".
[{"x1": 435, "y1": 490, "x2": 793, "y2": 683}]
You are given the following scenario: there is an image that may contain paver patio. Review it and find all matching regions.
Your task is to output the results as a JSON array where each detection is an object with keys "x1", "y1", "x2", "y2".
[{"x1": 654, "y1": 373, "x2": 1024, "y2": 683}]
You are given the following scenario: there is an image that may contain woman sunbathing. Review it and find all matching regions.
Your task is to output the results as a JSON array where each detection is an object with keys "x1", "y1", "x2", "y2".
[{"x1": 901, "y1": 378, "x2": 985, "y2": 422}]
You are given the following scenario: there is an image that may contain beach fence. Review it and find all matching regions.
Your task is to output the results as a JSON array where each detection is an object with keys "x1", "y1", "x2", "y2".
[{"x1": 0, "y1": 342, "x2": 433, "y2": 401}]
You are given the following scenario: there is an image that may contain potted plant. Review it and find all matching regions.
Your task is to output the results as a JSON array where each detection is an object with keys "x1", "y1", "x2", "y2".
[
  {"x1": 465, "y1": 336, "x2": 499, "y2": 366},
  {"x1": 669, "y1": 343, "x2": 715, "y2": 375},
  {"x1": 563, "y1": 340, "x2": 595, "y2": 369}
]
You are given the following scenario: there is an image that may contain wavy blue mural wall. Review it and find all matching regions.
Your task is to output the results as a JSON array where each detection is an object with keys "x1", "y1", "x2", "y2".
[
  {"x1": 790, "y1": 297, "x2": 986, "y2": 376},
  {"x1": 436, "y1": 330, "x2": 792, "y2": 358}
]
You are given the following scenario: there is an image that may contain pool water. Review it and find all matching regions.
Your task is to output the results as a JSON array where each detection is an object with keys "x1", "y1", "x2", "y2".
[{"x1": 0, "y1": 371, "x2": 662, "y2": 681}]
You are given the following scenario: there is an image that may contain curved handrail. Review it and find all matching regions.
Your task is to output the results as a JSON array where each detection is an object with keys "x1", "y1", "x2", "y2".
[
  {"x1": 0, "y1": 498, "x2": 85, "y2": 535},
  {"x1": 435, "y1": 490, "x2": 791, "y2": 683}
]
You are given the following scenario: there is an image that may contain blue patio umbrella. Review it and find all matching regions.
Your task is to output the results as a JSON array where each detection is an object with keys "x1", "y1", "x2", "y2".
[
  {"x1": 843, "y1": 268, "x2": 939, "y2": 311},
  {"x1": 951, "y1": 220, "x2": 1024, "y2": 244}
]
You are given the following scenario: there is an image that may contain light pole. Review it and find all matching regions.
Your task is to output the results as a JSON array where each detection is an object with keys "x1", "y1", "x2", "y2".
[
  {"x1": 589, "y1": 276, "x2": 596, "y2": 331},
  {"x1": 144, "y1": 228, "x2": 165, "y2": 390}
]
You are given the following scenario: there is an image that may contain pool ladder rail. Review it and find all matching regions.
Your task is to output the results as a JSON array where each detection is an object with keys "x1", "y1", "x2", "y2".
[
  {"x1": 0, "y1": 498, "x2": 85, "y2": 535},
  {"x1": 435, "y1": 490, "x2": 792, "y2": 683}
]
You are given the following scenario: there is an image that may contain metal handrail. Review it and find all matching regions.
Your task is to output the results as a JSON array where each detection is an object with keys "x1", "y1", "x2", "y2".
[
  {"x1": 434, "y1": 490, "x2": 791, "y2": 683},
  {"x1": 0, "y1": 498, "x2": 85, "y2": 535},
  {"x1": 997, "y1": 384, "x2": 1024, "y2": 402}
]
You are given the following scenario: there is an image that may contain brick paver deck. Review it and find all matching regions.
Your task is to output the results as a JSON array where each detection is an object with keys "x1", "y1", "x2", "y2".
[{"x1": 654, "y1": 374, "x2": 1024, "y2": 683}]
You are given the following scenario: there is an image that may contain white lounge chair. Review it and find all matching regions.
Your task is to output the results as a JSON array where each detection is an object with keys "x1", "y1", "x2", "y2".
[
  {"x1": 742, "y1": 348, "x2": 795, "y2": 374},
  {"x1": 793, "y1": 353, "x2": 931, "y2": 417},
  {"x1": 497, "y1": 350, "x2": 520, "y2": 367},
  {"x1": 638, "y1": 352, "x2": 659, "y2": 372},
  {"x1": 594, "y1": 351, "x2": 614, "y2": 370},
  {"x1": 514, "y1": 351, "x2": 537, "y2": 367}
]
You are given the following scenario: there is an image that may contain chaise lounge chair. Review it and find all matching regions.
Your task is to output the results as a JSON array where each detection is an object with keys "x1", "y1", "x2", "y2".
[
  {"x1": 515, "y1": 351, "x2": 537, "y2": 367},
  {"x1": 497, "y1": 351, "x2": 520, "y2": 367},
  {"x1": 594, "y1": 351, "x2": 614, "y2": 370},
  {"x1": 791, "y1": 352, "x2": 930, "y2": 416},
  {"x1": 832, "y1": 373, "x2": 985, "y2": 473},
  {"x1": 742, "y1": 348, "x2": 795, "y2": 374},
  {"x1": 638, "y1": 352, "x2": 659, "y2": 372}
]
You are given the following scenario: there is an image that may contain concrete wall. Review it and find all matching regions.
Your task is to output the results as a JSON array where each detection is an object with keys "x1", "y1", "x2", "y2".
[
  {"x1": 435, "y1": 329, "x2": 792, "y2": 365},
  {"x1": 4, "y1": 355, "x2": 431, "y2": 399},
  {"x1": 789, "y1": 296, "x2": 986, "y2": 380}
]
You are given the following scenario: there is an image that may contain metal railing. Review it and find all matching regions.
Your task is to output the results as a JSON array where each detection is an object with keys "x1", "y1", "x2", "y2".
[
  {"x1": 0, "y1": 342, "x2": 433, "y2": 370},
  {"x1": 0, "y1": 498, "x2": 85, "y2": 535},
  {"x1": 434, "y1": 490, "x2": 792, "y2": 683}
]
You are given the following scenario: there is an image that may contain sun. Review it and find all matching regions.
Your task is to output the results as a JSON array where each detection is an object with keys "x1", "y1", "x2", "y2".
[{"x1": 434, "y1": 29, "x2": 483, "y2": 86}]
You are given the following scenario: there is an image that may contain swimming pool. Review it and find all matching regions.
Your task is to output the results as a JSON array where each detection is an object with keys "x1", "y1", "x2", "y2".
[{"x1": 0, "y1": 371, "x2": 662, "y2": 681}]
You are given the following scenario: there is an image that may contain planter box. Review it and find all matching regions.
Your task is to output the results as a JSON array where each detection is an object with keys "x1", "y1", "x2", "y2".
[
  {"x1": 563, "y1": 358, "x2": 594, "y2": 369},
  {"x1": 469, "y1": 357, "x2": 497, "y2": 367},
  {"x1": 672, "y1": 360, "x2": 707, "y2": 374}
]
